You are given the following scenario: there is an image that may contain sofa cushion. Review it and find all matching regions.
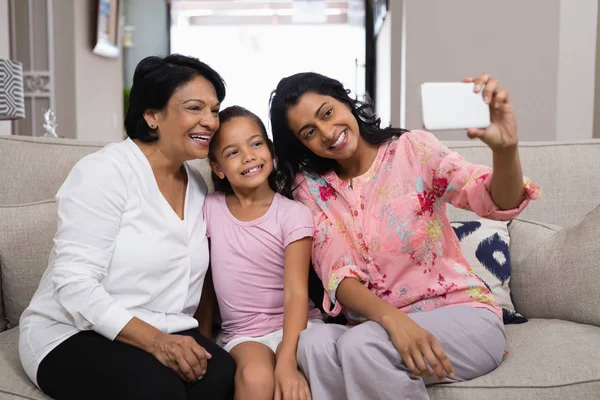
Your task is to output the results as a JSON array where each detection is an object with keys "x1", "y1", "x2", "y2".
[
  {"x1": 507, "y1": 218, "x2": 561, "y2": 262},
  {"x1": 0, "y1": 136, "x2": 106, "y2": 205},
  {"x1": 0, "y1": 201, "x2": 57, "y2": 328},
  {"x1": 511, "y1": 203, "x2": 600, "y2": 326},
  {"x1": 451, "y1": 219, "x2": 524, "y2": 323},
  {"x1": 428, "y1": 319, "x2": 600, "y2": 399},
  {"x1": 0, "y1": 328, "x2": 51, "y2": 399},
  {"x1": 0, "y1": 273, "x2": 6, "y2": 333}
]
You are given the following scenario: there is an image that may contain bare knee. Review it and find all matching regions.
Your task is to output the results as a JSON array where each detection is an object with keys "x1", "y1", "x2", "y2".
[{"x1": 235, "y1": 364, "x2": 274, "y2": 400}]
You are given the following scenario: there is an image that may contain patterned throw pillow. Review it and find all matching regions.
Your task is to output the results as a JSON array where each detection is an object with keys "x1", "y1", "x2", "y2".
[{"x1": 451, "y1": 219, "x2": 526, "y2": 324}]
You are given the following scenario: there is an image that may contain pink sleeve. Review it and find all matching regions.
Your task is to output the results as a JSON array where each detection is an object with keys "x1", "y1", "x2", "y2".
[
  {"x1": 294, "y1": 177, "x2": 369, "y2": 317},
  {"x1": 281, "y1": 201, "x2": 314, "y2": 248},
  {"x1": 406, "y1": 130, "x2": 541, "y2": 221}
]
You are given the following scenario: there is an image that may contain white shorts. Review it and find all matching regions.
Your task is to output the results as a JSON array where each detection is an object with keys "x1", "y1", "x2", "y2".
[{"x1": 222, "y1": 319, "x2": 324, "y2": 353}]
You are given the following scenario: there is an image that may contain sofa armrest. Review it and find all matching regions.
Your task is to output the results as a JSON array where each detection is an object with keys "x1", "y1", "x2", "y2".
[{"x1": 510, "y1": 205, "x2": 600, "y2": 327}]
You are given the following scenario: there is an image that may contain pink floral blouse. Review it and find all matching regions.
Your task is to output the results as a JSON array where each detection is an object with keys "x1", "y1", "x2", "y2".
[{"x1": 294, "y1": 130, "x2": 541, "y2": 323}]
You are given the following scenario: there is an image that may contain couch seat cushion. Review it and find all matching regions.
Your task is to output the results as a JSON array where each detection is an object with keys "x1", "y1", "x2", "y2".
[
  {"x1": 428, "y1": 319, "x2": 600, "y2": 399},
  {"x1": 0, "y1": 201, "x2": 57, "y2": 328},
  {"x1": 0, "y1": 328, "x2": 50, "y2": 399}
]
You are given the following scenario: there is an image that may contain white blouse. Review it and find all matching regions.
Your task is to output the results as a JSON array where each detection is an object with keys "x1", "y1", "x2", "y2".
[{"x1": 19, "y1": 138, "x2": 209, "y2": 386}]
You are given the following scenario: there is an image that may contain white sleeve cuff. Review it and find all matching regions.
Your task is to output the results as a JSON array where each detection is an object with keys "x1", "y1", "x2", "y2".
[{"x1": 94, "y1": 303, "x2": 134, "y2": 340}]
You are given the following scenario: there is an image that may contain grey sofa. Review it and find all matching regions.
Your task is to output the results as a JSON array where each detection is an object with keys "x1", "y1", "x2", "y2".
[{"x1": 1, "y1": 134, "x2": 599, "y2": 400}]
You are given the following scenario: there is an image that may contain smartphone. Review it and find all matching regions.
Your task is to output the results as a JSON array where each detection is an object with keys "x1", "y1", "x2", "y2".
[{"x1": 420, "y1": 82, "x2": 491, "y2": 131}]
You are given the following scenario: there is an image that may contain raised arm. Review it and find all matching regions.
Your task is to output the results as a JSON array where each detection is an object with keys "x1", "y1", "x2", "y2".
[{"x1": 407, "y1": 129, "x2": 540, "y2": 221}]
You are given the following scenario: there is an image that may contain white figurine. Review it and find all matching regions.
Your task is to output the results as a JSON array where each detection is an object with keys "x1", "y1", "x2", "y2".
[{"x1": 42, "y1": 108, "x2": 58, "y2": 138}]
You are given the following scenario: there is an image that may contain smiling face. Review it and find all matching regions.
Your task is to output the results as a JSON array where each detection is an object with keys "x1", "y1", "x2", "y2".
[
  {"x1": 210, "y1": 116, "x2": 274, "y2": 193},
  {"x1": 285, "y1": 92, "x2": 361, "y2": 161},
  {"x1": 144, "y1": 75, "x2": 220, "y2": 161}
]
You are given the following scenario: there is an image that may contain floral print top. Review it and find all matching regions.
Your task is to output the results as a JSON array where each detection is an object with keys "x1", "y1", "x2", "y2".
[{"x1": 294, "y1": 130, "x2": 541, "y2": 323}]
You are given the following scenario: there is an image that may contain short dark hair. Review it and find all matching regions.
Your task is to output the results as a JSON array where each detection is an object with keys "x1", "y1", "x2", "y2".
[
  {"x1": 269, "y1": 72, "x2": 408, "y2": 198},
  {"x1": 124, "y1": 54, "x2": 226, "y2": 142},
  {"x1": 209, "y1": 106, "x2": 284, "y2": 195}
]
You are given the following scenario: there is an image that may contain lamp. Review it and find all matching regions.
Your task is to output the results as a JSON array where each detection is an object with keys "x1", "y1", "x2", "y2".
[{"x1": 0, "y1": 59, "x2": 25, "y2": 121}]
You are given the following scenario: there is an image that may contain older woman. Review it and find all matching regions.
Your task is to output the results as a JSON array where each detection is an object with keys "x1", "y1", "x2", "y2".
[{"x1": 19, "y1": 54, "x2": 235, "y2": 400}]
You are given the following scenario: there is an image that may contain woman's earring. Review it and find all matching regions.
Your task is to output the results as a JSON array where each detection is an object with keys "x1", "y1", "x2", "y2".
[{"x1": 149, "y1": 124, "x2": 156, "y2": 129}]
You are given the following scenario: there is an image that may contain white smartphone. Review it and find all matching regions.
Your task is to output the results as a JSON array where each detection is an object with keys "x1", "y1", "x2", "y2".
[{"x1": 420, "y1": 82, "x2": 491, "y2": 131}]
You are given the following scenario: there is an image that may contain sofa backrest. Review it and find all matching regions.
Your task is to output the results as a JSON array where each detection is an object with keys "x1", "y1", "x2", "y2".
[
  {"x1": 0, "y1": 135, "x2": 215, "y2": 205},
  {"x1": 2, "y1": 134, "x2": 599, "y2": 226},
  {"x1": 442, "y1": 139, "x2": 600, "y2": 227}
]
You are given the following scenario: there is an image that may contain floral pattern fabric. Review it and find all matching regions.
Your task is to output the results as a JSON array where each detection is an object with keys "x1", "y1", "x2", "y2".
[{"x1": 294, "y1": 130, "x2": 541, "y2": 323}]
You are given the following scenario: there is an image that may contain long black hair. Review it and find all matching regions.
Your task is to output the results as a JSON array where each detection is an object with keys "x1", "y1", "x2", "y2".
[
  {"x1": 269, "y1": 72, "x2": 408, "y2": 198},
  {"x1": 209, "y1": 106, "x2": 285, "y2": 195},
  {"x1": 125, "y1": 54, "x2": 226, "y2": 142}
]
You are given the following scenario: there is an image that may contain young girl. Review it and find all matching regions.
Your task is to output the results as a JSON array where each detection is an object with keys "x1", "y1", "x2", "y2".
[{"x1": 203, "y1": 106, "x2": 323, "y2": 400}]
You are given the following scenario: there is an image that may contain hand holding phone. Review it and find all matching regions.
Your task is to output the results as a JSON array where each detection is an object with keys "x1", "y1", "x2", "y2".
[{"x1": 420, "y1": 82, "x2": 490, "y2": 131}]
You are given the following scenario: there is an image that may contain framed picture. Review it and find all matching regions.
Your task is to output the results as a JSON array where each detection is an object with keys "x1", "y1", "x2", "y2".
[
  {"x1": 372, "y1": 0, "x2": 388, "y2": 38},
  {"x1": 91, "y1": 0, "x2": 122, "y2": 58}
]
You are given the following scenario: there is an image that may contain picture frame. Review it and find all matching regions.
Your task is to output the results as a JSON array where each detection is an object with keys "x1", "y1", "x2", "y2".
[
  {"x1": 372, "y1": 0, "x2": 388, "y2": 38},
  {"x1": 91, "y1": 0, "x2": 122, "y2": 58}
]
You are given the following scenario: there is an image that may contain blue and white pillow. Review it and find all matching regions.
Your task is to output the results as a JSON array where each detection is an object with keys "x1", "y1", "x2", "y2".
[{"x1": 451, "y1": 219, "x2": 526, "y2": 324}]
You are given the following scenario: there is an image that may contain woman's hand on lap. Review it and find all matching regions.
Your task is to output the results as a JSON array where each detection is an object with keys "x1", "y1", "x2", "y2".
[
  {"x1": 150, "y1": 333, "x2": 212, "y2": 382},
  {"x1": 462, "y1": 73, "x2": 518, "y2": 152},
  {"x1": 382, "y1": 310, "x2": 454, "y2": 380},
  {"x1": 274, "y1": 361, "x2": 312, "y2": 400}
]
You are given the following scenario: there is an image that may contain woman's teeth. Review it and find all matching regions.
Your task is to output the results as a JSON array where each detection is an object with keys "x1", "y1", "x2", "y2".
[
  {"x1": 330, "y1": 131, "x2": 346, "y2": 149},
  {"x1": 190, "y1": 134, "x2": 210, "y2": 142},
  {"x1": 242, "y1": 165, "x2": 263, "y2": 175}
]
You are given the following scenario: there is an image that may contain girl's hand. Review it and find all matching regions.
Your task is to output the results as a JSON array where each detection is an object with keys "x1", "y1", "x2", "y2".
[
  {"x1": 381, "y1": 310, "x2": 454, "y2": 380},
  {"x1": 462, "y1": 74, "x2": 518, "y2": 153},
  {"x1": 274, "y1": 361, "x2": 312, "y2": 400},
  {"x1": 150, "y1": 333, "x2": 212, "y2": 382}
]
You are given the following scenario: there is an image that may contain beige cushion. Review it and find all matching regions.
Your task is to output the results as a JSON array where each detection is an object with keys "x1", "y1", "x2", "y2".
[
  {"x1": 187, "y1": 158, "x2": 214, "y2": 193},
  {"x1": 0, "y1": 201, "x2": 57, "y2": 328},
  {"x1": 0, "y1": 328, "x2": 50, "y2": 399},
  {"x1": 0, "y1": 136, "x2": 108, "y2": 205},
  {"x1": 508, "y1": 218, "x2": 561, "y2": 262},
  {"x1": 0, "y1": 253, "x2": 5, "y2": 332},
  {"x1": 428, "y1": 319, "x2": 600, "y2": 399},
  {"x1": 0, "y1": 277, "x2": 6, "y2": 332},
  {"x1": 510, "y1": 203, "x2": 600, "y2": 326}
]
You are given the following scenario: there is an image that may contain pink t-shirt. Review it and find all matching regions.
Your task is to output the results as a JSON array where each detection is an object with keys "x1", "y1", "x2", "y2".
[{"x1": 204, "y1": 192, "x2": 323, "y2": 343}]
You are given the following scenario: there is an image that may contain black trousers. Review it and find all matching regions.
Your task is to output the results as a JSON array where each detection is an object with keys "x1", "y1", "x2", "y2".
[{"x1": 37, "y1": 329, "x2": 235, "y2": 400}]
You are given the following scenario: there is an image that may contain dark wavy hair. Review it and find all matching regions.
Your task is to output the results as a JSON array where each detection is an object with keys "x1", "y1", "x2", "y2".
[
  {"x1": 209, "y1": 106, "x2": 284, "y2": 195},
  {"x1": 124, "y1": 54, "x2": 226, "y2": 142},
  {"x1": 269, "y1": 72, "x2": 408, "y2": 198}
]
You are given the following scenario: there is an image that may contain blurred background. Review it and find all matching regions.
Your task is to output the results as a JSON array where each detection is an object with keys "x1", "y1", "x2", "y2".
[{"x1": 1, "y1": 0, "x2": 600, "y2": 143}]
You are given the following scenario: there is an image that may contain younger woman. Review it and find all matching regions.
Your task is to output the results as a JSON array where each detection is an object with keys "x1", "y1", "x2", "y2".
[
  {"x1": 204, "y1": 106, "x2": 323, "y2": 400},
  {"x1": 269, "y1": 72, "x2": 541, "y2": 400}
]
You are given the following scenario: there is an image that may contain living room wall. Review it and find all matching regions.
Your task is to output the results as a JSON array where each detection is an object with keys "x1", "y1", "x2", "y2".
[
  {"x1": 123, "y1": 0, "x2": 170, "y2": 89},
  {"x1": 62, "y1": 0, "x2": 124, "y2": 142},
  {"x1": 5, "y1": 0, "x2": 124, "y2": 141},
  {"x1": 377, "y1": 0, "x2": 599, "y2": 142}
]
